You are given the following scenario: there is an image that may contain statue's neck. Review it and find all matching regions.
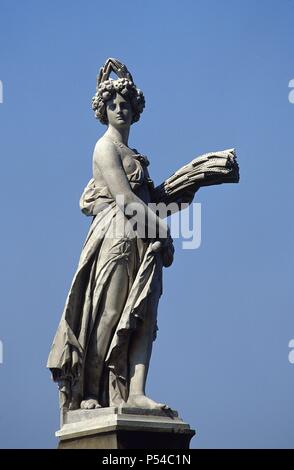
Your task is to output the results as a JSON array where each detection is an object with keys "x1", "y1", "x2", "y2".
[{"x1": 105, "y1": 125, "x2": 130, "y2": 147}]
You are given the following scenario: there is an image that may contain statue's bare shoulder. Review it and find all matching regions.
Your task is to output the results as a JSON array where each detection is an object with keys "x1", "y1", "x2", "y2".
[
  {"x1": 92, "y1": 136, "x2": 135, "y2": 199},
  {"x1": 93, "y1": 137, "x2": 121, "y2": 167},
  {"x1": 92, "y1": 136, "x2": 122, "y2": 183}
]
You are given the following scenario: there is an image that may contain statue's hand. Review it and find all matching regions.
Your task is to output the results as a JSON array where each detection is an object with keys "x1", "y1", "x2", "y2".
[
  {"x1": 152, "y1": 235, "x2": 174, "y2": 267},
  {"x1": 162, "y1": 236, "x2": 174, "y2": 267}
]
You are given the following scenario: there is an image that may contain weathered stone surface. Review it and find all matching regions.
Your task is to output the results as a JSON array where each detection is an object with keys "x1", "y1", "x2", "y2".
[{"x1": 57, "y1": 407, "x2": 195, "y2": 449}]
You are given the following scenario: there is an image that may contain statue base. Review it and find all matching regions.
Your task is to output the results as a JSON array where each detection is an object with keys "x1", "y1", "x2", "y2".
[{"x1": 57, "y1": 406, "x2": 195, "y2": 449}]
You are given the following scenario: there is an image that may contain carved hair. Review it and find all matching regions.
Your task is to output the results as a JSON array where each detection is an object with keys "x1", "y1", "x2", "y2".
[{"x1": 91, "y1": 58, "x2": 145, "y2": 125}]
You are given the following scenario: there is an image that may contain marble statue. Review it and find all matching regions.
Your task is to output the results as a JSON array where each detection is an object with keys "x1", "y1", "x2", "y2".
[{"x1": 47, "y1": 58, "x2": 239, "y2": 412}]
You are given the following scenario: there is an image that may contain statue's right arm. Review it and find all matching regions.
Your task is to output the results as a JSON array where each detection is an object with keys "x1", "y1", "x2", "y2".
[{"x1": 93, "y1": 140, "x2": 169, "y2": 239}]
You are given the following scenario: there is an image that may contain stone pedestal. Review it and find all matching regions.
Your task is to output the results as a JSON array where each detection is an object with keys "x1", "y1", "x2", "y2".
[{"x1": 57, "y1": 406, "x2": 195, "y2": 449}]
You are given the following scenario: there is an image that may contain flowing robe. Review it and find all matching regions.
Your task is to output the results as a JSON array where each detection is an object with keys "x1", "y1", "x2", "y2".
[{"x1": 47, "y1": 155, "x2": 163, "y2": 408}]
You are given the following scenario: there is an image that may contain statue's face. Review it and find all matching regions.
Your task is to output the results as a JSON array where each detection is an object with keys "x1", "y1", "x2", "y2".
[{"x1": 106, "y1": 93, "x2": 133, "y2": 128}]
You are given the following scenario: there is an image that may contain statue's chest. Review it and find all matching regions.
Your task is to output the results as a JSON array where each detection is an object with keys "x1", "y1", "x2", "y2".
[{"x1": 122, "y1": 154, "x2": 139, "y2": 175}]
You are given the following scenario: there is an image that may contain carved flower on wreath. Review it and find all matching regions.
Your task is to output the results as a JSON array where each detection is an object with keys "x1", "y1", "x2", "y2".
[
  {"x1": 102, "y1": 91, "x2": 112, "y2": 101},
  {"x1": 91, "y1": 95, "x2": 99, "y2": 109},
  {"x1": 99, "y1": 82, "x2": 107, "y2": 91},
  {"x1": 113, "y1": 81, "x2": 121, "y2": 91}
]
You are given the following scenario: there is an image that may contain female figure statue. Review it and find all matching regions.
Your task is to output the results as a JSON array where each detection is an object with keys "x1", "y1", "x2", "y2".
[
  {"x1": 47, "y1": 59, "x2": 238, "y2": 411},
  {"x1": 48, "y1": 59, "x2": 178, "y2": 411}
]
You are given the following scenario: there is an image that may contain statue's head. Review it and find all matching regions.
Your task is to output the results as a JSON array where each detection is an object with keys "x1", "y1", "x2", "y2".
[{"x1": 92, "y1": 58, "x2": 145, "y2": 126}]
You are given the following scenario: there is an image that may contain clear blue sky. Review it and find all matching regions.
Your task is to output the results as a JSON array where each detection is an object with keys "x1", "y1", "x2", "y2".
[{"x1": 0, "y1": 0, "x2": 293, "y2": 449}]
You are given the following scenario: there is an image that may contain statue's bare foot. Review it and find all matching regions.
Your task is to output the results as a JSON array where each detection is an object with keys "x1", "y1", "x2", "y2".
[
  {"x1": 126, "y1": 394, "x2": 168, "y2": 410},
  {"x1": 80, "y1": 397, "x2": 101, "y2": 409}
]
